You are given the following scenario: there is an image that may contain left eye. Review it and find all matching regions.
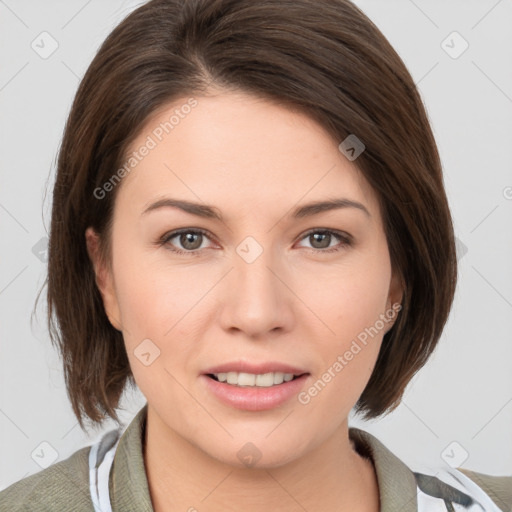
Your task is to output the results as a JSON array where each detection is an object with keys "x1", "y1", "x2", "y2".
[{"x1": 296, "y1": 229, "x2": 352, "y2": 253}]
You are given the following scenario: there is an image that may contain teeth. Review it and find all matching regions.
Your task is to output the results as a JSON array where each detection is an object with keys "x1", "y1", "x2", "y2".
[{"x1": 213, "y1": 371, "x2": 297, "y2": 387}]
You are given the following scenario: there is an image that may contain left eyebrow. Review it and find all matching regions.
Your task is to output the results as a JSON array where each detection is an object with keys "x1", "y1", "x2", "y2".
[{"x1": 291, "y1": 198, "x2": 371, "y2": 218}]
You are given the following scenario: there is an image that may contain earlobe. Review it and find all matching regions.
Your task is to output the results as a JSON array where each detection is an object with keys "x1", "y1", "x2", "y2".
[
  {"x1": 388, "y1": 267, "x2": 404, "y2": 307},
  {"x1": 85, "y1": 227, "x2": 123, "y2": 331},
  {"x1": 385, "y1": 270, "x2": 405, "y2": 332}
]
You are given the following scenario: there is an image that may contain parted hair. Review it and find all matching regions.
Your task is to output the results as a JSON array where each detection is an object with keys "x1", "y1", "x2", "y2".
[{"x1": 43, "y1": 0, "x2": 457, "y2": 429}]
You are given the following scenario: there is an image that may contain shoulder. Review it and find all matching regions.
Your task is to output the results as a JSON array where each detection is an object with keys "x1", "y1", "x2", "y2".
[
  {"x1": 413, "y1": 466, "x2": 512, "y2": 512},
  {"x1": 349, "y1": 426, "x2": 511, "y2": 512},
  {"x1": 458, "y1": 467, "x2": 512, "y2": 512},
  {"x1": 0, "y1": 445, "x2": 93, "y2": 512}
]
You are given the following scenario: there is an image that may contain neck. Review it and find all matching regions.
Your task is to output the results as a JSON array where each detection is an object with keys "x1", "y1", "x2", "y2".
[{"x1": 143, "y1": 407, "x2": 380, "y2": 512}]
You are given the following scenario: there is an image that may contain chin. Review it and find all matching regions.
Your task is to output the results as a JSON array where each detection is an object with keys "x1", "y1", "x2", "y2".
[{"x1": 204, "y1": 436, "x2": 307, "y2": 470}]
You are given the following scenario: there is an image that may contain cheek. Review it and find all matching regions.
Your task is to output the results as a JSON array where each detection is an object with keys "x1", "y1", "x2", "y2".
[
  {"x1": 112, "y1": 262, "x2": 183, "y2": 399},
  {"x1": 112, "y1": 245, "x2": 190, "y2": 333},
  {"x1": 302, "y1": 260, "x2": 391, "y2": 339},
  {"x1": 111, "y1": 247, "x2": 205, "y2": 377},
  {"x1": 297, "y1": 249, "x2": 391, "y2": 397},
  {"x1": 301, "y1": 282, "x2": 388, "y2": 419}
]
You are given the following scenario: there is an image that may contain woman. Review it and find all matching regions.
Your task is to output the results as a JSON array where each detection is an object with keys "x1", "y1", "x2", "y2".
[{"x1": 1, "y1": 0, "x2": 510, "y2": 511}]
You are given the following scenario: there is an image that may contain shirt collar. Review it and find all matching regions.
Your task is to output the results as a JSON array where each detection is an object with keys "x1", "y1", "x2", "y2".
[{"x1": 109, "y1": 403, "x2": 418, "y2": 512}]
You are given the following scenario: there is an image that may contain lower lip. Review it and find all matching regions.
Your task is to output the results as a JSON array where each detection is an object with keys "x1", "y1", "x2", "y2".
[{"x1": 201, "y1": 374, "x2": 310, "y2": 411}]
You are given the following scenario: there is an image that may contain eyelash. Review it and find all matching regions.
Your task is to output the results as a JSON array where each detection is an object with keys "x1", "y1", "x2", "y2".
[{"x1": 158, "y1": 228, "x2": 353, "y2": 256}]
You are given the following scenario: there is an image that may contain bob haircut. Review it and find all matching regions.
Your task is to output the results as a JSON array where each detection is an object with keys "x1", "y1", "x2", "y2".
[{"x1": 44, "y1": 0, "x2": 457, "y2": 430}]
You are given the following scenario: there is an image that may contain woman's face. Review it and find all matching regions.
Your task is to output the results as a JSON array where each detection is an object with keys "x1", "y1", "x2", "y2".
[{"x1": 87, "y1": 90, "x2": 402, "y2": 467}]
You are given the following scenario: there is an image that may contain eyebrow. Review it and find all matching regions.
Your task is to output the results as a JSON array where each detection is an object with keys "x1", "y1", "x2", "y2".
[{"x1": 141, "y1": 197, "x2": 370, "y2": 220}]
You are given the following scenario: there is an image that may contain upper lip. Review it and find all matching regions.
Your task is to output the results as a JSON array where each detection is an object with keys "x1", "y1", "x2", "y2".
[{"x1": 203, "y1": 361, "x2": 309, "y2": 376}]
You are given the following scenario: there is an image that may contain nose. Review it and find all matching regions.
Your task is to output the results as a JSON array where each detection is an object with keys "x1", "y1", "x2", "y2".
[{"x1": 218, "y1": 242, "x2": 294, "y2": 338}]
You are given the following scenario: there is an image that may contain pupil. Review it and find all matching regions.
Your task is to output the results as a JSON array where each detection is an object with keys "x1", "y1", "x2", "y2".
[
  {"x1": 181, "y1": 232, "x2": 201, "y2": 250},
  {"x1": 312, "y1": 232, "x2": 330, "y2": 249}
]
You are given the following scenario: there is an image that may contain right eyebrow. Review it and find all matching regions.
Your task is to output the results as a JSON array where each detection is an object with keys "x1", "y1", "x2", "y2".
[{"x1": 141, "y1": 198, "x2": 224, "y2": 221}]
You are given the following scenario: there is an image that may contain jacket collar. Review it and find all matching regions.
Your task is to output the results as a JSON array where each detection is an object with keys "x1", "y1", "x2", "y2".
[
  {"x1": 349, "y1": 426, "x2": 418, "y2": 511},
  {"x1": 109, "y1": 403, "x2": 418, "y2": 512},
  {"x1": 109, "y1": 403, "x2": 153, "y2": 511}
]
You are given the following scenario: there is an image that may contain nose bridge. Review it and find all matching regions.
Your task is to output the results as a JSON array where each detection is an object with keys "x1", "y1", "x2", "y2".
[
  {"x1": 234, "y1": 234, "x2": 281, "y2": 300},
  {"x1": 220, "y1": 234, "x2": 292, "y2": 334}
]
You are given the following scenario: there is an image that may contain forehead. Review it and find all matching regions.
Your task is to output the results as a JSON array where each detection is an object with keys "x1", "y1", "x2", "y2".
[{"x1": 116, "y1": 91, "x2": 380, "y2": 222}]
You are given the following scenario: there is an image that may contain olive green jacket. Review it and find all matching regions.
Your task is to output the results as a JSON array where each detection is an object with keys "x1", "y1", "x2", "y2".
[{"x1": 1, "y1": 403, "x2": 511, "y2": 511}]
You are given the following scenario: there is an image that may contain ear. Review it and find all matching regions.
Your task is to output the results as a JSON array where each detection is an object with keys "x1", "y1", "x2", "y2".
[
  {"x1": 85, "y1": 227, "x2": 123, "y2": 331},
  {"x1": 384, "y1": 268, "x2": 404, "y2": 332}
]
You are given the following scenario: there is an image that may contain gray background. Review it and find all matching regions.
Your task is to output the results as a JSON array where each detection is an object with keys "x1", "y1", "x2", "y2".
[{"x1": 1, "y1": 0, "x2": 511, "y2": 490}]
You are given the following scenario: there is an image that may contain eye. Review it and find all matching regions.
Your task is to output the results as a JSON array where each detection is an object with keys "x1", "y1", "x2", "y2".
[
  {"x1": 296, "y1": 229, "x2": 353, "y2": 253},
  {"x1": 159, "y1": 228, "x2": 215, "y2": 255},
  {"x1": 158, "y1": 227, "x2": 353, "y2": 256}
]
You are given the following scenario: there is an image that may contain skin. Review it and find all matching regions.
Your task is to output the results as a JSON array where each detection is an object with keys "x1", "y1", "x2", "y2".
[{"x1": 86, "y1": 89, "x2": 403, "y2": 512}]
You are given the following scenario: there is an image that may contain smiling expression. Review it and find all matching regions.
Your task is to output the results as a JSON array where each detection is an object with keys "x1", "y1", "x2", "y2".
[{"x1": 86, "y1": 89, "x2": 403, "y2": 467}]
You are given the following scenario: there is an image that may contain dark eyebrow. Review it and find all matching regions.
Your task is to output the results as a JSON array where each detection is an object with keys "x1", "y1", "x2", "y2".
[
  {"x1": 141, "y1": 198, "x2": 224, "y2": 221},
  {"x1": 141, "y1": 197, "x2": 370, "y2": 221},
  {"x1": 291, "y1": 198, "x2": 370, "y2": 218}
]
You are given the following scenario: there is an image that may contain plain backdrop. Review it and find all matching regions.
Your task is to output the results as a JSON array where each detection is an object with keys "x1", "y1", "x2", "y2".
[{"x1": 1, "y1": 0, "x2": 511, "y2": 490}]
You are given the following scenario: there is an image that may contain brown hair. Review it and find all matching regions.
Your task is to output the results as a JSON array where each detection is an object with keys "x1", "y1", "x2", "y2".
[{"x1": 42, "y1": 0, "x2": 457, "y2": 430}]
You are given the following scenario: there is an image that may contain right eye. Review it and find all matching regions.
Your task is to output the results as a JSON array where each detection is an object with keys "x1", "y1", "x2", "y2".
[{"x1": 159, "y1": 228, "x2": 215, "y2": 255}]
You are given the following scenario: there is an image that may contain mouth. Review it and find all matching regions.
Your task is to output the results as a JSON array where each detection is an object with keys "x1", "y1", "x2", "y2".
[
  {"x1": 206, "y1": 371, "x2": 308, "y2": 387},
  {"x1": 201, "y1": 371, "x2": 310, "y2": 411}
]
